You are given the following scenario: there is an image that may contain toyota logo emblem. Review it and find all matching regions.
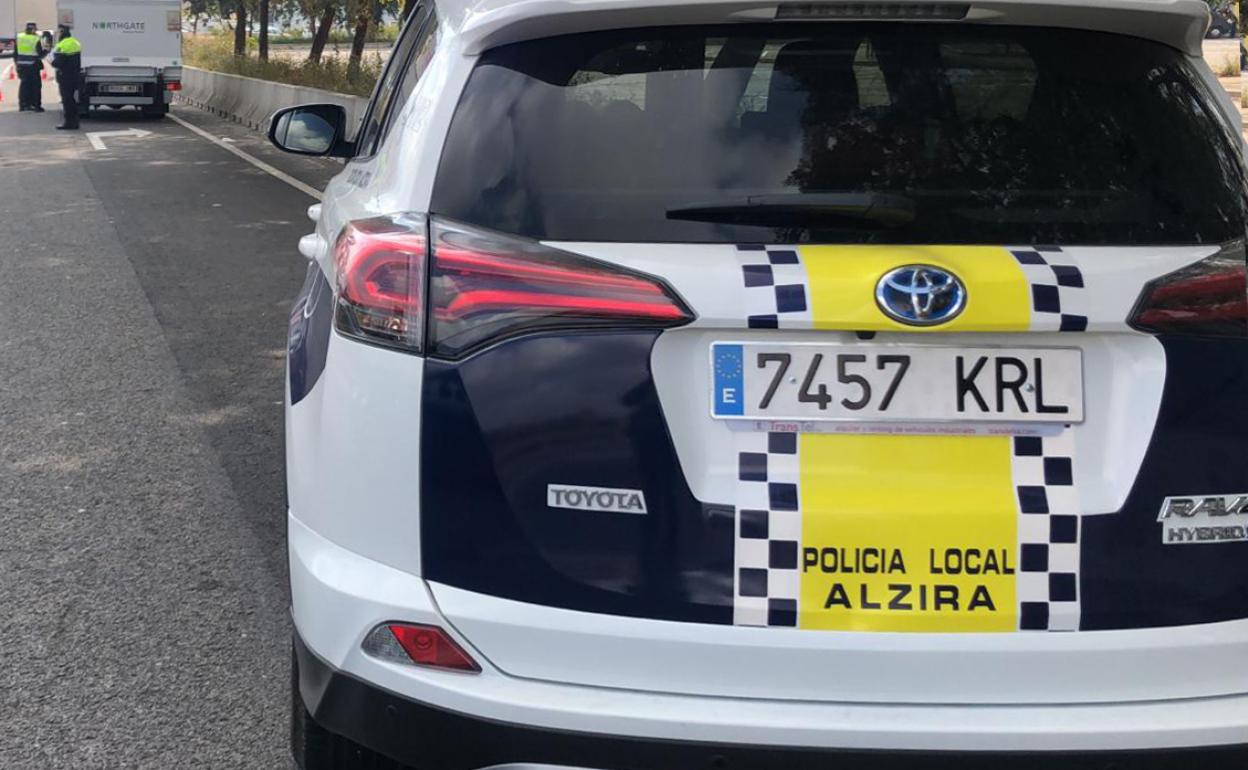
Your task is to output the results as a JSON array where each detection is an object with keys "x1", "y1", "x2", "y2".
[{"x1": 875, "y1": 265, "x2": 967, "y2": 326}]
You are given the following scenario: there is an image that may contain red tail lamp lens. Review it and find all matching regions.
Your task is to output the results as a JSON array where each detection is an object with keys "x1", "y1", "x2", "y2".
[
  {"x1": 361, "y1": 623, "x2": 480, "y2": 673},
  {"x1": 429, "y1": 219, "x2": 692, "y2": 357},
  {"x1": 332, "y1": 214, "x2": 427, "y2": 353},
  {"x1": 1130, "y1": 249, "x2": 1247, "y2": 338},
  {"x1": 164, "y1": 81, "x2": 182, "y2": 91}
]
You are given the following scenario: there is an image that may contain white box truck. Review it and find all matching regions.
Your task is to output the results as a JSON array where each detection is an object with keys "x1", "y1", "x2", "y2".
[
  {"x1": 1, "y1": 0, "x2": 16, "y2": 59},
  {"x1": 18, "y1": 0, "x2": 58, "y2": 30},
  {"x1": 56, "y1": 0, "x2": 181, "y2": 117},
  {"x1": 2, "y1": 0, "x2": 55, "y2": 66}
]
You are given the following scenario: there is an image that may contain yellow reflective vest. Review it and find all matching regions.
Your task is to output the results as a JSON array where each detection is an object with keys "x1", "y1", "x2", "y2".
[
  {"x1": 15, "y1": 32, "x2": 40, "y2": 65},
  {"x1": 53, "y1": 36, "x2": 82, "y2": 55}
]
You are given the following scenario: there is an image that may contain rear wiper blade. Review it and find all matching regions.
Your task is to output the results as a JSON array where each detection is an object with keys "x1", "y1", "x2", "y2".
[{"x1": 666, "y1": 192, "x2": 917, "y2": 227}]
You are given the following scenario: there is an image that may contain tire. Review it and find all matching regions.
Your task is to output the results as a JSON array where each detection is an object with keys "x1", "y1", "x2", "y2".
[
  {"x1": 290, "y1": 646, "x2": 334, "y2": 770},
  {"x1": 1209, "y1": 26, "x2": 1226, "y2": 39},
  {"x1": 290, "y1": 645, "x2": 408, "y2": 770}
]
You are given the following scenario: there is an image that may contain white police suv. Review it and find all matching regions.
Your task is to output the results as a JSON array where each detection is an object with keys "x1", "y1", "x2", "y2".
[{"x1": 270, "y1": 1, "x2": 1248, "y2": 767}]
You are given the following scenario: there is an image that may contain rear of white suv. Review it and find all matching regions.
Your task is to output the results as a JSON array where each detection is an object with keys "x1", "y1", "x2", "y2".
[{"x1": 275, "y1": 1, "x2": 1248, "y2": 768}]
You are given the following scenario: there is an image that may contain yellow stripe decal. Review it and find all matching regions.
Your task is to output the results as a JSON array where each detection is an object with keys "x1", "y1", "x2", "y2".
[
  {"x1": 800, "y1": 245, "x2": 1032, "y2": 332},
  {"x1": 731, "y1": 428, "x2": 1083, "y2": 632},
  {"x1": 798, "y1": 433, "x2": 1018, "y2": 633},
  {"x1": 728, "y1": 243, "x2": 1086, "y2": 632}
]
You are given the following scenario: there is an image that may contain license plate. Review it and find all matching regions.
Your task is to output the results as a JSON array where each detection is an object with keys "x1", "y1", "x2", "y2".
[
  {"x1": 711, "y1": 343, "x2": 1083, "y2": 424},
  {"x1": 104, "y1": 84, "x2": 141, "y2": 94}
]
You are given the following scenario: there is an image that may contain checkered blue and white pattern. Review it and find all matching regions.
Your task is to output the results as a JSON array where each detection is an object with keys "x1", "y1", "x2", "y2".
[
  {"x1": 736, "y1": 245, "x2": 813, "y2": 330},
  {"x1": 734, "y1": 431, "x2": 802, "y2": 628},
  {"x1": 1011, "y1": 430, "x2": 1081, "y2": 632},
  {"x1": 1009, "y1": 247, "x2": 1089, "y2": 333}
]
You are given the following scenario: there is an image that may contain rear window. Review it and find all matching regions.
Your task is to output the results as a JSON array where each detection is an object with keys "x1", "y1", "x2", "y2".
[{"x1": 432, "y1": 24, "x2": 1248, "y2": 245}]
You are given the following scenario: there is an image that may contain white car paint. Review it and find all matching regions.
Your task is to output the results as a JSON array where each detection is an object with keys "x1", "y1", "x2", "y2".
[
  {"x1": 291, "y1": 516, "x2": 1248, "y2": 751},
  {"x1": 288, "y1": 0, "x2": 1245, "y2": 761}
]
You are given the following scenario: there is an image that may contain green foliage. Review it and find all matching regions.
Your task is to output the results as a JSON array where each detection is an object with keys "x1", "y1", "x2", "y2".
[
  {"x1": 184, "y1": 33, "x2": 382, "y2": 96},
  {"x1": 264, "y1": 22, "x2": 396, "y2": 44}
]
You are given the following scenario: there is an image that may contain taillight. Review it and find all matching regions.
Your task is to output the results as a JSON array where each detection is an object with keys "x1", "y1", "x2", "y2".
[
  {"x1": 429, "y1": 218, "x2": 692, "y2": 358},
  {"x1": 164, "y1": 81, "x2": 181, "y2": 91},
  {"x1": 1130, "y1": 246, "x2": 1248, "y2": 338},
  {"x1": 332, "y1": 214, "x2": 427, "y2": 353},
  {"x1": 361, "y1": 623, "x2": 480, "y2": 673}
]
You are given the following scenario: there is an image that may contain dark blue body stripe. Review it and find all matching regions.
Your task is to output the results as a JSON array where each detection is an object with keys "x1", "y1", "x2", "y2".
[
  {"x1": 288, "y1": 264, "x2": 333, "y2": 406},
  {"x1": 420, "y1": 331, "x2": 1248, "y2": 630},
  {"x1": 420, "y1": 331, "x2": 734, "y2": 625},
  {"x1": 1079, "y1": 336, "x2": 1248, "y2": 630}
]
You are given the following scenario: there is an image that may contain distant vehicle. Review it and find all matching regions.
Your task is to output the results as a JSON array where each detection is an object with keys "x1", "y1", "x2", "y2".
[
  {"x1": 17, "y1": 0, "x2": 57, "y2": 32},
  {"x1": 1208, "y1": 9, "x2": 1238, "y2": 38},
  {"x1": 0, "y1": 0, "x2": 15, "y2": 59},
  {"x1": 0, "y1": 0, "x2": 56, "y2": 57},
  {"x1": 56, "y1": 0, "x2": 182, "y2": 118}
]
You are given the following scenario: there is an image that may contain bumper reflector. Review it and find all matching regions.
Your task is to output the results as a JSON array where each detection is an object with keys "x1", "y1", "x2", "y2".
[{"x1": 362, "y1": 623, "x2": 481, "y2": 673}]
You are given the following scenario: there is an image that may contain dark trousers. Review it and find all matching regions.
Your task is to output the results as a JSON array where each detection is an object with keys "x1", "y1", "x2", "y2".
[
  {"x1": 17, "y1": 65, "x2": 41, "y2": 109},
  {"x1": 57, "y1": 76, "x2": 79, "y2": 128}
]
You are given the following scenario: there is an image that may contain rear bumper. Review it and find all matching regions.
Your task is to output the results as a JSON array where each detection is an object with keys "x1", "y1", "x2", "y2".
[
  {"x1": 81, "y1": 77, "x2": 172, "y2": 106},
  {"x1": 295, "y1": 633, "x2": 1248, "y2": 770},
  {"x1": 290, "y1": 512, "x2": 1248, "y2": 759}
]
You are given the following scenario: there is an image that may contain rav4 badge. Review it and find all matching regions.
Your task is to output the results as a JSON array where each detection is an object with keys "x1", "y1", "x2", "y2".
[{"x1": 1158, "y1": 495, "x2": 1248, "y2": 545}]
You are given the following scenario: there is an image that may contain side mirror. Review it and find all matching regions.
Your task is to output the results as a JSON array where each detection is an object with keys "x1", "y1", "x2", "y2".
[{"x1": 269, "y1": 104, "x2": 354, "y2": 158}]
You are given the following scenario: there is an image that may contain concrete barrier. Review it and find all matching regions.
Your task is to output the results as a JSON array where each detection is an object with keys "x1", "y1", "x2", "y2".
[{"x1": 177, "y1": 65, "x2": 369, "y2": 137}]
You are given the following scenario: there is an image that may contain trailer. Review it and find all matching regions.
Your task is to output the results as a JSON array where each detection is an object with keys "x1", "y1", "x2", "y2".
[
  {"x1": 17, "y1": 0, "x2": 56, "y2": 31},
  {"x1": 1, "y1": 0, "x2": 15, "y2": 59},
  {"x1": 56, "y1": 0, "x2": 181, "y2": 117}
]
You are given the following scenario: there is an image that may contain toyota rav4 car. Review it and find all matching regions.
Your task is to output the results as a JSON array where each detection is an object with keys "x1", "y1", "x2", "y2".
[{"x1": 270, "y1": 1, "x2": 1248, "y2": 768}]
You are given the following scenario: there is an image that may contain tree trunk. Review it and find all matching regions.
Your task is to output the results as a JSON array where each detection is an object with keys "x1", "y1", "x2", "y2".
[
  {"x1": 233, "y1": 3, "x2": 247, "y2": 56},
  {"x1": 347, "y1": 9, "x2": 369, "y2": 76},
  {"x1": 308, "y1": 5, "x2": 336, "y2": 63},
  {"x1": 258, "y1": 0, "x2": 270, "y2": 60}
]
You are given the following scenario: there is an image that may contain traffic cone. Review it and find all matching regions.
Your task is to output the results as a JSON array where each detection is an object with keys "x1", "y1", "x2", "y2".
[{"x1": 4, "y1": 64, "x2": 14, "y2": 80}]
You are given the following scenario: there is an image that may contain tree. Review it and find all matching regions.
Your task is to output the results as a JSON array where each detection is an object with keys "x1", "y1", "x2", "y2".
[
  {"x1": 307, "y1": 3, "x2": 337, "y2": 62},
  {"x1": 258, "y1": 0, "x2": 270, "y2": 60},
  {"x1": 347, "y1": 0, "x2": 372, "y2": 76},
  {"x1": 346, "y1": 0, "x2": 392, "y2": 74},
  {"x1": 233, "y1": 0, "x2": 247, "y2": 56}
]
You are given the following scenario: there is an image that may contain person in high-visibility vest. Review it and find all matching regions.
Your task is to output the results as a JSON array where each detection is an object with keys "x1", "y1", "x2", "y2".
[
  {"x1": 15, "y1": 22, "x2": 46, "y2": 113},
  {"x1": 51, "y1": 25, "x2": 82, "y2": 131}
]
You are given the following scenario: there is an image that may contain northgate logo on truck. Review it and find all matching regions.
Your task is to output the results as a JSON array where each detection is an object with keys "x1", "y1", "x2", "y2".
[{"x1": 92, "y1": 21, "x2": 147, "y2": 32}]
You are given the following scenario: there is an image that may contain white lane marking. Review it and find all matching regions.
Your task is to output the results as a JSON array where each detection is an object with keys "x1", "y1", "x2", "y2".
[
  {"x1": 87, "y1": 128, "x2": 152, "y2": 151},
  {"x1": 168, "y1": 113, "x2": 323, "y2": 201}
]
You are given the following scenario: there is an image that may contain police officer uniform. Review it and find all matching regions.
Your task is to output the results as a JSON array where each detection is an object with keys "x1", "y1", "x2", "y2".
[
  {"x1": 50, "y1": 26, "x2": 82, "y2": 130},
  {"x1": 15, "y1": 23, "x2": 45, "y2": 112}
]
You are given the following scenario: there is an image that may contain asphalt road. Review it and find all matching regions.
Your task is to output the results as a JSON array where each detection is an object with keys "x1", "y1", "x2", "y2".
[{"x1": 0, "y1": 80, "x2": 339, "y2": 768}]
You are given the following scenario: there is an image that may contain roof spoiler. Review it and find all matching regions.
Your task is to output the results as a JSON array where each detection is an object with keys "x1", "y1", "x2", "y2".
[{"x1": 458, "y1": 0, "x2": 1211, "y2": 57}]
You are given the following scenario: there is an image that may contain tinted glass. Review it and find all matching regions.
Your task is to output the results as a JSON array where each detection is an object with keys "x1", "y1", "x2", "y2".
[
  {"x1": 433, "y1": 24, "x2": 1247, "y2": 245},
  {"x1": 356, "y1": 3, "x2": 434, "y2": 155}
]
